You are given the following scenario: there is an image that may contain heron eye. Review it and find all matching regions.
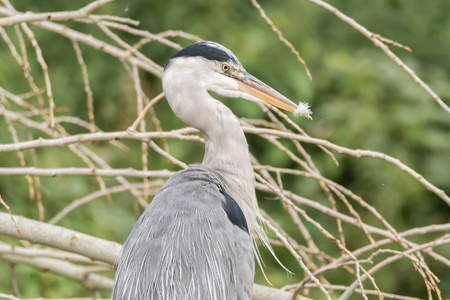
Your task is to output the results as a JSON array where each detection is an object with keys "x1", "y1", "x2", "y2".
[{"x1": 222, "y1": 64, "x2": 230, "y2": 72}]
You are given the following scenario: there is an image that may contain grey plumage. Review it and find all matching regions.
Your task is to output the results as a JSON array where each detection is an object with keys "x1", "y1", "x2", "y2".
[
  {"x1": 112, "y1": 166, "x2": 253, "y2": 299},
  {"x1": 112, "y1": 41, "x2": 311, "y2": 300}
]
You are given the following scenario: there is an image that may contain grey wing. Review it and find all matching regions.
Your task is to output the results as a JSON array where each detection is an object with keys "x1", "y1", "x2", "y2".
[{"x1": 112, "y1": 167, "x2": 254, "y2": 300}]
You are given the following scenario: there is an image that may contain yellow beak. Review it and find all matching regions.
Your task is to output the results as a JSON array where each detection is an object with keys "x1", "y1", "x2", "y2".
[{"x1": 234, "y1": 71, "x2": 311, "y2": 118}]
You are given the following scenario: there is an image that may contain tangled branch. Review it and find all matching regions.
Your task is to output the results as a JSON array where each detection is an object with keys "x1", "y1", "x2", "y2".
[{"x1": 0, "y1": 1, "x2": 448, "y2": 300}]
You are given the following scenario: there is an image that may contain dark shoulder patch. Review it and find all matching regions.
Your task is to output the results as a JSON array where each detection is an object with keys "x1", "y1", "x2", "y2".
[
  {"x1": 165, "y1": 42, "x2": 237, "y2": 69},
  {"x1": 220, "y1": 190, "x2": 249, "y2": 234}
]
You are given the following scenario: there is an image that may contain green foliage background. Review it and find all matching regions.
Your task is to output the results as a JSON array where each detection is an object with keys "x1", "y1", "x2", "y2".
[{"x1": 0, "y1": 0, "x2": 449, "y2": 298}]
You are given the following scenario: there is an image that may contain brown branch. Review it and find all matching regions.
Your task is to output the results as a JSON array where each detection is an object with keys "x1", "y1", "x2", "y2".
[
  {"x1": 19, "y1": 23, "x2": 56, "y2": 134},
  {"x1": 0, "y1": 195, "x2": 22, "y2": 235},
  {"x1": 72, "y1": 40, "x2": 96, "y2": 133},
  {"x1": 129, "y1": 92, "x2": 165, "y2": 132},
  {"x1": 3, "y1": 115, "x2": 35, "y2": 206}
]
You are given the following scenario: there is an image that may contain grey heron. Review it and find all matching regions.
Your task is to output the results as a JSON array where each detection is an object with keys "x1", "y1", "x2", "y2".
[{"x1": 112, "y1": 41, "x2": 311, "y2": 300}]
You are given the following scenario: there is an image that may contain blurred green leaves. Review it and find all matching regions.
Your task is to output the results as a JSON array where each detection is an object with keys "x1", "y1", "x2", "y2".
[{"x1": 0, "y1": 0, "x2": 449, "y2": 298}]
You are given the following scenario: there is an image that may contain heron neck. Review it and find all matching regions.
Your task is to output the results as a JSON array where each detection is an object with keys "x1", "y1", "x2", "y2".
[
  {"x1": 199, "y1": 93, "x2": 254, "y2": 184},
  {"x1": 201, "y1": 102, "x2": 254, "y2": 187},
  {"x1": 167, "y1": 86, "x2": 254, "y2": 185},
  {"x1": 164, "y1": 78, "x2": 258, "y2": 231},
  {"x1": 201, "y1": 98, "x2": 258, "y2": 233}
]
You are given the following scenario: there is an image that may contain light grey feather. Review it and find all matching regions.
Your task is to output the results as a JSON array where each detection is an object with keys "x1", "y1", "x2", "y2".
[{"x1": 112, "y1": 165, "x2": 254, "y2": 300}]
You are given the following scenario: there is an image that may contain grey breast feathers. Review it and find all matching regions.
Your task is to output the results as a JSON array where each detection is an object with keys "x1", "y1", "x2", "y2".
[{"x1": 112, "y1": 165, "x2": 254, "y2": 300}]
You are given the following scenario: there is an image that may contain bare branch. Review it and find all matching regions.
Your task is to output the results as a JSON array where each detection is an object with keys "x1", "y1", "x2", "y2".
[
  {"x1": 0, "y1": 212, "x2": 120, "y2": 264},
  {"x1": 244, "y1": 126, "x2": 450, "y2": 205},
  {"x1": 0, "y1": 214, "x2": 309, "y2": 300},
  {"x1": 0, "y1": 0, "x2": 113, "y2": 26},
  {"x1": 19, "y1": 23, "x2": 56, "y2": 133},
  {"x1": 0, "y1": 293, "x2": 20, "y2": 300},
  {"x1": 49, "y1": 182, "x2": 165, "y2": 225},
  {"x1": 339, "y1": 237, "x2": 450, "y2": 300},
  {"x1": 27, "y1": 19, "x2": 163, "y2": 77},
  {"x1": 0, "y1": 195, "x2": 22, "y2": 235},
  {"x1": 129, "y1": 92, "x2": 165, "y2": 132},
  {"x1": 72, "y1": 40, "x2": 96, "y2": 133},
  {"x1": 0, "y1": 242, "x2": 108, "y2": 264},
  {"x1": 0, "y1": 128, "x2": 202, "y2": 154},
  {"x1": 304, "y1": 0, "x2": 450, "y2": 113},
  {"x1": 250, "y1": 0, "x2": 312, "y2": 81},
  {"x1": 0, "y1": 167, "x2": 174, "y2": 178},
  {"x1": 1, "y1": 252, "x2": 114, "y2": 291},
  {"x1": 301, "y1": 283, "x2": 422, "y2": 300}
]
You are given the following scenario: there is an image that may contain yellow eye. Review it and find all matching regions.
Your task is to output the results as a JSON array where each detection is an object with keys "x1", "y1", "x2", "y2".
[{"x1": 222, "y1": 64, "x2": 230, "y2": 72}]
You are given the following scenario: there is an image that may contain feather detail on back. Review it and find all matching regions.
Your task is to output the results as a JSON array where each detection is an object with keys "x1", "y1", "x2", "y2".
[{"x1": 112, "y1": 166, "x2": 254, "y2": 300}]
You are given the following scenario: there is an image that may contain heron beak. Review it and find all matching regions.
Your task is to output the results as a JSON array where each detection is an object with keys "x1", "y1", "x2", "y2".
[{"x1": 233, "y1": 70, "x2": 312, "y2": 118}]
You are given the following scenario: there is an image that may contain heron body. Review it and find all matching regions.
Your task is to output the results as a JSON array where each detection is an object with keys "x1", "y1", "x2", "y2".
[
  {"x1": 112, "y1": 165, "x2": 253, "y2": 299},
  {"x1": 112, "y1": 41, "x2": 311, "y2": 300}
]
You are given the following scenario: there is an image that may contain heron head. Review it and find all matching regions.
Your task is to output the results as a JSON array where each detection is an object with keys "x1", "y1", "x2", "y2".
[{"x1": 164, "y1": 41, "x2": 312, "y2": 118}]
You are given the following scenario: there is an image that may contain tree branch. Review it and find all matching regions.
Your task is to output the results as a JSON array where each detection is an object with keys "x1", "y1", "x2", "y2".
[
  {"x1": 1, "y1": 252, "x2": 114, "y2": 291},
  {"x1": 0, "y1": 167, "x2": 174, "y2": 178},
  {"x1": 0, "y1": 212, "x2": 308, "y2": 300},
  {"x1": 0, "y1": 0, "x2": 113, "y2": 27},
  {"x1": 245, "y1": 127, "x2": 450, "y2": 205},
  {"x1": 303, "y1": 0, "x2": 450, "y2": 113},
  {"x1": 0, "y1": 212, "x2": 120, "y2": 264}
]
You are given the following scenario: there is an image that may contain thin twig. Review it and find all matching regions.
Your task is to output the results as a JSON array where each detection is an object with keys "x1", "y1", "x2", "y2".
[
  {"x1": 243, "y1": 126, "x2": 450, "y2": 205},
  {"x1": 250, "y1": 0, "x2": 312, "y2": 81},
  {"x1": 49, "y1": 182, "x2": 164, "y2": 225},
  {"x1": 20, "y1": 23, "x2": 56, "y2": 134},
  {"x1": 304, "y1": 0, "x2": 450, "y2": 113},
  {"x1": 129, "y1": 92, "x2": 165, "y2": 132},
  {"x1": 0, "y1": 195, "x2": 22, "y2": 235},
  {"x1": 72, "y1": 40, "x2": 96, "y2": 133}
]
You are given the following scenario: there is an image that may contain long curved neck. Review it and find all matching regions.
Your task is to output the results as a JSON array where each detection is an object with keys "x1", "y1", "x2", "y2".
[
  {"x1": 163, "y1": 74, "x2": 258, "y2": 232},
  {"x1": 201, "y1": 103, "x2": 259, "y2": 233},
  {"x1": 201, "y1": 99, "x2": 253, "y2": 183},
  {"x1": 171, "y1": 89, "x2": 255, "y2": 194}
]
